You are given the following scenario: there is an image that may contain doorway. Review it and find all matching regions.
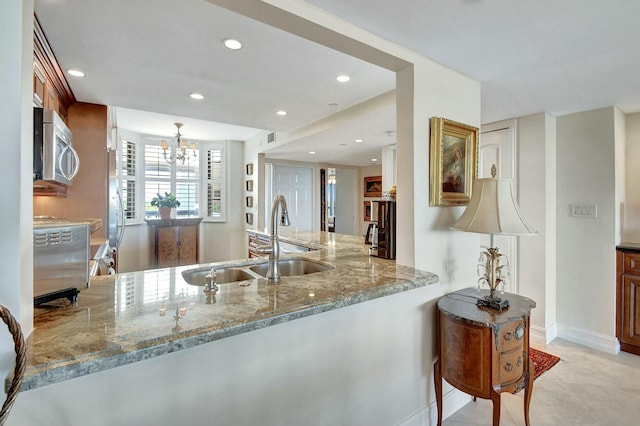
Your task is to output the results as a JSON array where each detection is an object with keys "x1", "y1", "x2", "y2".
[
  {"x1": 325, "y1": 167, "x2": 358, "y2": 236},
  {"x1": 266, "y1": 164, "x2": 313, "y2": 230},
  {"x1": 480, "y1": 119, "x2": 518, "y2": 293}
]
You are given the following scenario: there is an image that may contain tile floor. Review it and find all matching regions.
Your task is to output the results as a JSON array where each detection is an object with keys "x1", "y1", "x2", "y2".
[{"x1": 443, "y1": 339, "x2": 640, "y2": 426}]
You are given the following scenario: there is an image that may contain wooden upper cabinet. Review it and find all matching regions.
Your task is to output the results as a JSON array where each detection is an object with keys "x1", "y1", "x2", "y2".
[
  {"x1": 33, "y1": 15, "x2": 75, "y2": 120},
  {"x1": 33, "y1": 60, "x2": 46, "y2": 107}
]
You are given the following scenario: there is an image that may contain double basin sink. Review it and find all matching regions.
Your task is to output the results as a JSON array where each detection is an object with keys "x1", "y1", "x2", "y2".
[{"x1": 181, "y1": 257, "x2": 335, "y2": 287}]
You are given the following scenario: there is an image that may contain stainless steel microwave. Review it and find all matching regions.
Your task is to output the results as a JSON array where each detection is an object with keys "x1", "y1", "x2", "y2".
[{"x1": 33, "y1": 107, "x2": 79, "y2": 186}]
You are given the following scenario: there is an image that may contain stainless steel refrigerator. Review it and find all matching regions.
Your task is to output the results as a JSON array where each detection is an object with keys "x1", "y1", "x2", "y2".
[{"x1": 95, "y1": 126, "x2": 125, "y2": 274}]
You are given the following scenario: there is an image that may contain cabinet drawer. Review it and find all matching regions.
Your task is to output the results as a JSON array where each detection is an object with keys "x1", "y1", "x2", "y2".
[
  {"x1": 499, "y1": 320, "x2": 526, "y2": 352},
  {"x1": 499, "y1": 348, "x2": 524, "y2": 385},
  {"x1": 623, "y1": 252, "x2": 640, "y2": 275}
]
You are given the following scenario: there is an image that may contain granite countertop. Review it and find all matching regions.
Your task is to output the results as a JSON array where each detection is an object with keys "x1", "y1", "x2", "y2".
[
  {"x1": 23, "y1": 229, "x2": 438, "y2": 391},
  {"x1": 33, "y1": 217, "x2": 103, "y2": 234},
  {"x1": 617, "y1": 242, "x2": 640, "y2": 251}
]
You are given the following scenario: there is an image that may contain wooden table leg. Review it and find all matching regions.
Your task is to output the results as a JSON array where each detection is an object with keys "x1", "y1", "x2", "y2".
[
  {"x1": 491, "y1": 390, "x2": 501, "y2": 426},
  {"x1": 434, "y1": 358, "x2": 443, "y2": 426},
  {"x1": 523, "y1": 358, "x2": 534, "y2": 426}
]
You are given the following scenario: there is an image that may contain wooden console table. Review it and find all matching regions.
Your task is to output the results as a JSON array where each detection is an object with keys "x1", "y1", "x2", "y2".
[{"x1": 434, "y1": 288, "x2": 536, "y2": 426}]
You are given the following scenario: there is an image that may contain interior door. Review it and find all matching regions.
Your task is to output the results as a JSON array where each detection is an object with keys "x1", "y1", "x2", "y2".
[
  {"x1": 272, "y1": 165, "x2": 313, "y2": 230},
  {"x1": 334, "y1": 168, "x2": 357, "y2": 235},
  {"x1": 479, "y1": 119, "x2": 518, "y2": 293}
]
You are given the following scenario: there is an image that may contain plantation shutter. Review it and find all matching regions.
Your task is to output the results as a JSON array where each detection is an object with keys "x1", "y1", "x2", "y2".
[{"x1": 121, "y1": 140, "x2": 137, "y2": 219}]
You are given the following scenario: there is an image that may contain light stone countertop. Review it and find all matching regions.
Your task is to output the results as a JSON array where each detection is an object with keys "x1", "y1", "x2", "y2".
[
  {"x1": 22, "y1": 229, "x2": 438, "y2": 391},
  {"x1": 33, "y1": 217, "x2": 103, "y2": 234}
]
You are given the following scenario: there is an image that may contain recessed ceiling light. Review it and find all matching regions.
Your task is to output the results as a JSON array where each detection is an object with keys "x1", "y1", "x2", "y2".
[
  {"x1": 355, "y1": 139, "x2": 364, "y2": 143},
  {"x1": 189, "y1": 93, "x2": 204, "y2": 100},
  {"x1": 328, "y1": 102, "x2": 338, "y2": 107},
  {"x1": 339, "y1": 143, "x2": 347, "y2": 146},
  {"x1": 336, "y1": 75, "x2": 350, "y2": 83},
  {"x1": 276, "y1": 110, "x2": 287, "y2": 116},
  {"x1": 371, "y1": 158, "x2": 378, "y2": 162},
  {"x1": 222, "y1": 38, "x2": 242, "y2": 50},
  {"x1": 309, "y1": 151, "x2": 316, "y2": 155},
  {"x1": 67, "y1": 69, "x2": 85, "y2": 77}
]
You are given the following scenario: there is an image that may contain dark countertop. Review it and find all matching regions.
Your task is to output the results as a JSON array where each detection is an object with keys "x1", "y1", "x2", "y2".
[
  {"x1": 22, "y1": 229, "x2": 439, "y2": 391},
  {"x1": 617, "y1": 242, "x2": 640, "y2": 252}
]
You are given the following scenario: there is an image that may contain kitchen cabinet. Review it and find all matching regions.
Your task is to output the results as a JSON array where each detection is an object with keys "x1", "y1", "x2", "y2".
[
  {"x1": 147, "y1": 218, "x2": 203, "y2": 268},
  {"x1": 33, "y1": 15, "x2": 75, "y2": 122},
  {"x1": 434, "y1": 288, "x2": 536, "y2": 426},
  {"x1": 616, "y1": 243, "x2": 640, "y2": 355}
]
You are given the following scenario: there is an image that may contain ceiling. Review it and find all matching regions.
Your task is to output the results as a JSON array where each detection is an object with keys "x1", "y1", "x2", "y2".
[{"x1": 34, "y1": 0, "x2": 640, "y2": 166}]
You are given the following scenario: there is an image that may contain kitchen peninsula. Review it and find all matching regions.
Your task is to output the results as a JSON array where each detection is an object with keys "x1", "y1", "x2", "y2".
[{"x1": 12, "y1": 230, "x2": 442, "y2": 426}]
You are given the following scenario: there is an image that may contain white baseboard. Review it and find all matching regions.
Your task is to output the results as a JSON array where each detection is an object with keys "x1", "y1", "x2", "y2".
[
  {"x1": 556, "y1": 323, "x2": 619, "y2": 354},
  {"x1": 530, "y1": 322, "x2": 558, "y2": 345},
  {"x1": 398, "y1": 388, "x2": 471, "y2": 426}
]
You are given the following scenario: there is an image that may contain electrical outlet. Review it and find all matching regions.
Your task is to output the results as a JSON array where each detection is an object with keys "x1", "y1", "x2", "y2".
[{"x1": 571, "y1": 203, "x2": 597, "y2": 218}]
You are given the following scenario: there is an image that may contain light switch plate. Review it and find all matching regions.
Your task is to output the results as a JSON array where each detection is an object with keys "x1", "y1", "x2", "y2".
[{"x1": 571, "y1": 203, "x2": 597, "y2": 218}]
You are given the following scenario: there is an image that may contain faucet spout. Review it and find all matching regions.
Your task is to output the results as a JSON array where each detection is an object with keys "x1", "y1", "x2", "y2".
[{"x1": 260, "y1": 195, "x2": 291, "y2": 283}]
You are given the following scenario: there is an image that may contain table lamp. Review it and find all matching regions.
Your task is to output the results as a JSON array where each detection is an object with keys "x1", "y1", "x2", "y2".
[{"x1": 450, "y1": 165, "x2": 536, "y2": 310}]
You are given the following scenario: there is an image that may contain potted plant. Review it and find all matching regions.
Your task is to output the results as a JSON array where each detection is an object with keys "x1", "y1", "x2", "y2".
[{"x1": 150, "y1": 192, "x2": 181, "y2": 219}]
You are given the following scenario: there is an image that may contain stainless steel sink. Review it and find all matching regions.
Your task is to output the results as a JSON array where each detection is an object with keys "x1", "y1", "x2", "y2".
[
  {"x1": 181, "y1": 266, "x2": 260, "y2": 286},
  {"x1": 280, "y1": 241, "x2": 312, "y2": 254},
  {"x1": 249, "y1": 258, "x2": 335, "y2": 277}
]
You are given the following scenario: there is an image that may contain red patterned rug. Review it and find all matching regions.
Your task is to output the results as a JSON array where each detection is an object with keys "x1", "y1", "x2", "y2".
[{"x1": 530, "y1": 347, "x2": 561, "y2": 380}]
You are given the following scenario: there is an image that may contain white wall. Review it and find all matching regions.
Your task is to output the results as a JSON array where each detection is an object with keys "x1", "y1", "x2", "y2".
[
  {"x1": 517, "y1": 113, "x2": 557, "y2": 344},
  {"x1": 399, "y1": 57, "x2": 482, "y2": 291},
  {"x1": 556, "y1": 107, "x2": 620, "y2": 353},
  {"x1": 1, "y1": 0, "x2": 34, "y2": 338}
]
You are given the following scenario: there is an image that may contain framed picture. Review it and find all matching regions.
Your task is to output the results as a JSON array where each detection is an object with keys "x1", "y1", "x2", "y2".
[
  {"x1": 246, "y1": 180, "x2": 253, "y2": 192},
  {"x1": 364, "y1": 201, "x2": 371, "y2": 221},
  {"x1": 245, "y1": 212, "x2": 253, "y2": 225},
  {"x1": 246, "y1": 196, "x2": 253, "y2": 208},
  {"x1": 364, "y1": 176, "x2": 382, "y2": 198},
  {"x1": 429, "y1": 117, "x2": 478, "y2": 206},
  {"x1": 246, "y1": 163, "x2": 253, "y2": 175}
]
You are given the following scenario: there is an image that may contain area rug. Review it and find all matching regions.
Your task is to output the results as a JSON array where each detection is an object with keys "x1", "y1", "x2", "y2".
[{"x1": 530, "y1": 347, "x2": 561, "y2": 380}]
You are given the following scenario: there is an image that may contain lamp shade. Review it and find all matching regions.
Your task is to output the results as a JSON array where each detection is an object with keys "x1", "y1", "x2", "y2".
[{"x1": 450, "y1": 177, "x2": 537, "y2": 236}]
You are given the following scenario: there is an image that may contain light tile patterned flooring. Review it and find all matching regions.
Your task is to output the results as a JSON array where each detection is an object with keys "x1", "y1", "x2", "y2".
[{"x1": 443, "y1": 339, "x2": 640, "y2": 426}]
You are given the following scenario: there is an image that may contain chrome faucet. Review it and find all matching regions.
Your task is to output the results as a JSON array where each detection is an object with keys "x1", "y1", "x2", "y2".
[{"x1": 257, "y1": 195, "x2": 291, "y2": 283}]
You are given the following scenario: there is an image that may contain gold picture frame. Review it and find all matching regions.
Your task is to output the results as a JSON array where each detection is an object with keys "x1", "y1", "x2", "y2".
[
  {"x1": 246, "y1": 180, "x2": 253, "y2": 192},
  {"x1": 429, "y1": 117, "x2": 478, "y2": 206},
  {"x1": 246, "y1": 163, "x2": 253, "y2": 175},
  {"x1": 364, "y1": 176, "x2": 382, "y2": 198}
]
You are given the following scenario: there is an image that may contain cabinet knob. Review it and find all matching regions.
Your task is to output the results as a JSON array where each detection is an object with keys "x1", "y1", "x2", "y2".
[
  {"x1": 504, "y1": 332, "x2": 513, "y2": 341},
  {"x1": 504, "y1": 363, "x2": 513, "y2": 372}
]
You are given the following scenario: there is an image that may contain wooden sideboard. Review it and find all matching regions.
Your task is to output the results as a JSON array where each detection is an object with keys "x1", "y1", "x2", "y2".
[
  {"x1": 616, "y1": 243, "x2": 640, "y2": 355},
  {"x1": 434, "y1": 288, "x2": 536, "y2": 426},
  {"x1": 146, "y1": 218, "x2": 202, "y2": 268}
]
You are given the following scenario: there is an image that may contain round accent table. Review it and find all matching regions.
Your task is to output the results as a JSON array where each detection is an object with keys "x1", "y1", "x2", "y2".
[{"x1": 434, "y1": 288, "x2": 536, "y2": 426}]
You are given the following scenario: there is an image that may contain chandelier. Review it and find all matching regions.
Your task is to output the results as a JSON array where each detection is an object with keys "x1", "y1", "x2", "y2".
[{"x1": 161, "y1": 123, "x2": 196, "y2": 165}]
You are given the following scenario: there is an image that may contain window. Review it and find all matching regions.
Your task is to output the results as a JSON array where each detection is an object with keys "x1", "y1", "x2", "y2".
[
  {"x1": 119, "y1": 137, "x2": 226, "y2": 222},
  {"x1": 121, "y1": 140, "x2": 137, "y2": 219}
]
